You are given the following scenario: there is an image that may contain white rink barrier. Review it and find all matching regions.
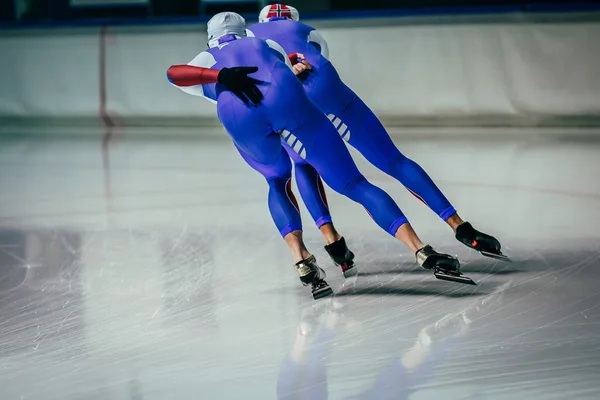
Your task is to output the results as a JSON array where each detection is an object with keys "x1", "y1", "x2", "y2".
[{"x1": 1, "y1": 15, "x2": 600, "y2": 130}]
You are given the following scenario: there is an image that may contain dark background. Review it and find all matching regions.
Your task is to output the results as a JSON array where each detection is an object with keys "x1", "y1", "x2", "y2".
[{"x1": 3, "y1": 0, "x2": 600, "y2": 24}]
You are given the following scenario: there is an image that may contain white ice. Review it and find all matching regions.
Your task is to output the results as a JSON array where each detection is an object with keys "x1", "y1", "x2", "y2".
[{"x1": 0, "y1": 127, "x2": 599, "y2": 399}]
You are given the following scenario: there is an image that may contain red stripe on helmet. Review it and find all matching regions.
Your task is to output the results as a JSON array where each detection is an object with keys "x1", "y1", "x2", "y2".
[{"x1": 267, "y1": 4, "x2": 292, "y2": 19}]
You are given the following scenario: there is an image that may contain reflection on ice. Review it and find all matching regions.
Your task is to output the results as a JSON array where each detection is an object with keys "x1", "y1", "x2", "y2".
[
  {"x1": 1, "y1": 134, "x2": 600, "y2": 399},
  {"x1": 277, "y1": 281, "x2": 512, "y2": 400}
]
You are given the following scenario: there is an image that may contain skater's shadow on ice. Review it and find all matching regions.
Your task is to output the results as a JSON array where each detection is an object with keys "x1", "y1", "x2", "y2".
[
  {"x1": 334, "y1": 286, "x2": 487, "y2": 298},
  {"x1": 355, "y1": 260, "x2": 528, "y2": 278},
  {"x1": 334, "y1": 275, "x2": 507, "y2": 298},
  {"x1": 459, "y1": 257, "x2": 551, "y2": 275}
]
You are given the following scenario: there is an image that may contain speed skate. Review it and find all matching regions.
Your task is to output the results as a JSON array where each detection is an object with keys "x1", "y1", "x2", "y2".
[
  {"x1": 455, "y1": 222, "x2": 511, "y2": 263},
  {"x1": 478, "y1": 249, "x2": 512, "y2": 263},
  {"x1": 434, "y1": 267, "x2": 477, "y2": 285},
  {"x1": 417, "y1": 245, "x2": 477, "y2": 286}
]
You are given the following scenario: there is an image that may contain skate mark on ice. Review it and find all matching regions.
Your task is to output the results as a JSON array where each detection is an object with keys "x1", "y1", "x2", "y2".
[
  {"x1": 490, "y1": 254, "x2": 600, "y2": 347},
  {"x1": 464, "y1": 247, "x2": 600, "y2": 355}
]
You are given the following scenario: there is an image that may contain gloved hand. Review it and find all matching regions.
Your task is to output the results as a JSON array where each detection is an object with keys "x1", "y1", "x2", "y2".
[{"x1": 217, "y1": 67, "x2": 263, "y2": 106}]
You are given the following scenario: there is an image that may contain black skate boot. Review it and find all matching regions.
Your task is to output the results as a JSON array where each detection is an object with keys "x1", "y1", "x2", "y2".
[
  {"x1": 416, "y1": 245, "x2": 476, "y2": 285},
  {"x1": 324, "y1": 237, "x2": 357, "y2": 278},
  {"x1": 455, "y1": 222, "x2": 511, "y2": 262},
  {"x1": 295, "y1": 255, "x2": 334, "y2": 300}
]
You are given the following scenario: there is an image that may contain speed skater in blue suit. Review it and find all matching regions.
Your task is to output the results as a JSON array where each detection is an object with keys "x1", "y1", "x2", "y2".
[
  {"x1": 167, "y1": 12, "x2": 480, "y2": 299},
  {"x1": 246, "y1": 4, "x2": 510, "y2": 267}
]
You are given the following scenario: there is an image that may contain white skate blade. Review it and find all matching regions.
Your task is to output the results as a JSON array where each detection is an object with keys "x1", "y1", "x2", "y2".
[
  {"x1": 434, "y1": 270, "x2": 477, "y2": 285},
  {"x1": 480, "y1": 251, "x2": 512, "y2": 263},
  {"x1": 342, "y1": 265, "x2": 358, "y2": 279}
]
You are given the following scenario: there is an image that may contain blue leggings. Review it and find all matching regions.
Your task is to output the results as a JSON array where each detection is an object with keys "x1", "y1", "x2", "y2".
[
  {"x1": 283, "y1": 142, "x2": 332, "y2": 228},
  {"x1": 293, "y1": 62, "x2": 456, "y2": 226},
  {"x1": 218, "y1": 62, "x2": 408, "y2": 238},
  {"x1": 235, "y1": 141, "x2": 333, "y2": 235}
]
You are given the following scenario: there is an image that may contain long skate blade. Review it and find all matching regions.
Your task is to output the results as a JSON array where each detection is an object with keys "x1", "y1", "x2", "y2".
[
  {"x1": 312, "y1": 285, "x2": 333, "y2": 300},
  {"x1": 480, "y1": 251, "x2": 512, "y2": 263},
  {"x1": 434, "y1": 270, "x2": 477, "y2": 285}
]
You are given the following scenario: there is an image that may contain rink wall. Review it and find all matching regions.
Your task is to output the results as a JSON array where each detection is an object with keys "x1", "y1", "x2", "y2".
[{"x1": 2, "y1": 11, "x2": 600, "y2": 131}]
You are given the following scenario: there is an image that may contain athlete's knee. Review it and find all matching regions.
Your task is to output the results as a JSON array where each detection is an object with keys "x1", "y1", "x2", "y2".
[
  {"x1": 387, "y1": 152, "x2": 410, "y2": 173},
  {"x1": 266, "y1": 170, "x2": 292, "y2": 187},
  {"x1": 337, "y1": 174, "x2": 371, "y2": 198},
  {"x1": 294, "y1": 160, "x2": 315, "y2": 174},
  {"x1": 258, "y1": 148, "x2": 292, "y2": 181}
]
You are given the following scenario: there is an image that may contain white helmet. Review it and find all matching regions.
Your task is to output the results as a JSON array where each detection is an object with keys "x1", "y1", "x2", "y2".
[
  {"x1": 259, "y1": 4, "x2": 300, "y2": 23},
  {"x1": 207, "y1": 12, "x2": 247, "y2": 47}
]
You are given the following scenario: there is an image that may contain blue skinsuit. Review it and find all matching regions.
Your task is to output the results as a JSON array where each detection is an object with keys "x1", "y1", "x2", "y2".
[
  {"x1": 170, "y1": 35, "x2": 409, "y2": 237},
  {"x1": 247, "y1": 19, "x2": 457, "y2": 223}
]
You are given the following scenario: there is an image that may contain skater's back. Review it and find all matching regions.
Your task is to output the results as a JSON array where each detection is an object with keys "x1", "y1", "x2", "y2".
[
  {"x1": 247, "y1": 18, "x2": 328, "y2": 69},
  {"x1": 184, "y1": 35, "x2": 292, "y2": 103},
  {"x1": 206, "y1": 37, "x2": 286, "y2": 79},
  {"x1": 247, "y1": 6, "x2": 356, "y2": 114}
]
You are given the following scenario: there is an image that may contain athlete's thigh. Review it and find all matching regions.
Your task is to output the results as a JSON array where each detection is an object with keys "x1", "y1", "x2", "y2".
[
  {"x1": 280, "y1": 105, "x2": 364, "y2": 192},
  {"x1": 235, "y1": 141, "x2": 291, "y2": 180},
  {"x1": 217, "y1": 92, "x2": 283, "y2": 167}
]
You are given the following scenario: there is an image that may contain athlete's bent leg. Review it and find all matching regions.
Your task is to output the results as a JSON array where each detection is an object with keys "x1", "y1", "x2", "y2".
[
  {"x1": 331, "y1": 93, "x2": 507, "y2": 262},
  {"x1": 331, "y1": 94, "x2": 457, "y2": 223},
  {"x1": 283, "y1": 140, "x2": 355, "y2": 276},
  {"x1": 275, "y1": 94, "x2": 427, "y2": 253},
  {"x1": 282, "y1": 141, "x2": 342, "y2": 244}
]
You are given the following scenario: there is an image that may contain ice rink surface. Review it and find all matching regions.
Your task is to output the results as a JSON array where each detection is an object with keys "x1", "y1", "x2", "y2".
[{"x1": 1, "y1": 128, "x2": 600, "y2": 399}]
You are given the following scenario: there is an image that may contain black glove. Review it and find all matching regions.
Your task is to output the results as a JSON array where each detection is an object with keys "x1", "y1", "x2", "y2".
[{"x1": 217, "y1": 66, "x2": 263, "y2": 106}]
